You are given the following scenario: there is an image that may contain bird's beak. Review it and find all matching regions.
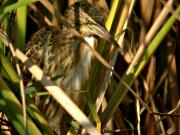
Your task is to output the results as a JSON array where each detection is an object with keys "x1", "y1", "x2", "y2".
[{"x1": 91, "y1": 24, "x2": 119, "y2": 48}]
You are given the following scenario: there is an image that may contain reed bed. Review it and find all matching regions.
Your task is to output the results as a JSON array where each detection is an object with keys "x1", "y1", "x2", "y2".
[{"x1": 0, "y1": 0, "x2": 179, "y2": 134}]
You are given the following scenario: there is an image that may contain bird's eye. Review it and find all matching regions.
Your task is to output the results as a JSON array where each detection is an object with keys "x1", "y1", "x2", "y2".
[{"x1": 87, "y1": 19, "x2": 91, "y2": 24}]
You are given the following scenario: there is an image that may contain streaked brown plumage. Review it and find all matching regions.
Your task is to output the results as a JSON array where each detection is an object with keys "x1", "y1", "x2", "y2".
[{"x1": 25, "y1": 1, "x2": 117, "y2": 134}]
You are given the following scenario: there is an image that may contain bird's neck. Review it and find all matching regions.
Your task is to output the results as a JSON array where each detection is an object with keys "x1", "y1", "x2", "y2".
[
  {"x1": 65, "y1": 36, "x2": 96, "y2": 91},
  {"x1": 78, "y1": 36, "x2": 95, "y2": 85}
]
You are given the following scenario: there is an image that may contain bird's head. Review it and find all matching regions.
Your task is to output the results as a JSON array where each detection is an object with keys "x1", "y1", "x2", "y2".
[{"x1": 64, "y1": 1, "x2": 119, "y2": 47}]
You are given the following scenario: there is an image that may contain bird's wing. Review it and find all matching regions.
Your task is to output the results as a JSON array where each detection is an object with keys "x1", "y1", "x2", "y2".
[
  {"x1": 25, "y1": 26, "x2": 81, "y2": 81},
  {"x1": 25, "y1": 27, "x2": 61, "y2": 68}
]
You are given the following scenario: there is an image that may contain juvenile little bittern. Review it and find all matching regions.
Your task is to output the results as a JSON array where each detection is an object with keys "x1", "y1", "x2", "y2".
[{"x1": 25, "y1": 1, "x2": 118, "y2": 134}]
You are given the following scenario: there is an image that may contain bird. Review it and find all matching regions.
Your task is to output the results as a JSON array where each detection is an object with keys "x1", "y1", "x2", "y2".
[{"x1": 25, "y1": 1, "x2": 118, "y2": 134}]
